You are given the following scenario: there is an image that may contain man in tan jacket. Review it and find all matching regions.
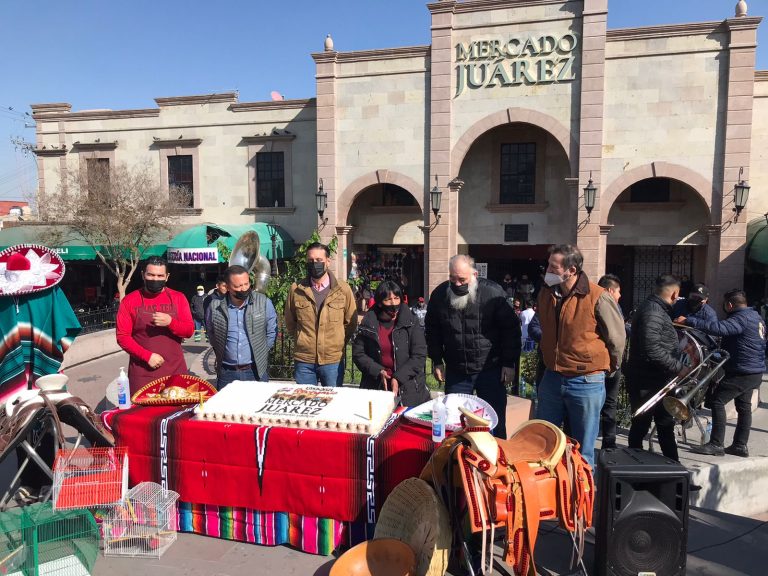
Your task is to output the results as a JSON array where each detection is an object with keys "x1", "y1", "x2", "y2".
[
  {"x1": 536, "y1": 244, "x2": 626, "y2": 469},
  {"x1": 285, "y1": 242, "x2": 358, "y2": 387}
]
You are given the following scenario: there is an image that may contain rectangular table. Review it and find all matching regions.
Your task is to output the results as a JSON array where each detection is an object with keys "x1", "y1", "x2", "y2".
[{"x1": 108, "y1": 406, "x2": 434, "y2": 553}]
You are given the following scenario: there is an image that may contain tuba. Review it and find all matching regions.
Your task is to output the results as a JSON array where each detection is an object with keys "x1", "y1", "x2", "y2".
[{"x1": 228, "y1": 231, "x2": 272, "y2": 293}]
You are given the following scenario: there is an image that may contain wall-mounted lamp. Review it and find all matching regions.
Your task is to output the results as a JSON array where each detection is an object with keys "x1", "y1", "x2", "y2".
[
  {"x1": 419, "y1": 175, "x2": 443, "y2": 233},
  {"x1": 267, "y1": 217, "x2": 279, "y2": 275},
  {"x1": 583, "y1": 172, "x2": 597, "y2": 220},
  {"x1": 733, "y1": 167, "x2": 750, "y2": 221},
  {"x1": 315, "y1": 178, "x2": 328, "y2": 229}
]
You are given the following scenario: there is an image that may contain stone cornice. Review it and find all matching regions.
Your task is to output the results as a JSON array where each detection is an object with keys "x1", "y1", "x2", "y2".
[
  {"x1": 453, "y1": 0, "x2": 572, "y2": 14},
  {"x1": 229, "y1": 98, "x2": 315, "y2": 112},
  {"x1": 30, "y1": 103, "x2": 72, "y2": 114},
  {"x1": 607, "y1": 21, "x2": 725, "y2": 42},
  {"x1": 756, "y1": 71, "x2": 768, "y2": 82},
  {"x1": 32, "y1": 109, "x2": 160, "y2": 121},
  {"x1": 72, "y1": 141, "x2": 118, "y2": 151},
  {"x1": 33, "y1": 146, "x2": 67, "y2": 157},
  {"x1": 154, "y1": 92, "x2": 238, "y2": 107},
  {"x1": 427, "y1": 1, "x2": 455, "y2": 14},
  {"x1": 311, "y1": 51, "x2": 338, "y2": 64},
  {"x1": 313, "y1": 46, "x2": 429, "y2": 64},
  {"x1": 240, "y1": 134, "x2": 296, "y2": 144},
  {"x1": 725, "y1": 16, "x2": 763, "y2": 32},
  {"x1": 151, "y1": 138, "x2": 203, "y2": 147}
]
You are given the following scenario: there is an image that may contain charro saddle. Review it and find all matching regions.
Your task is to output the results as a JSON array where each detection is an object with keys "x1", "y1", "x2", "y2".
[{"x1": 421, "y1": 410, "x2": 593, "y2": 576}]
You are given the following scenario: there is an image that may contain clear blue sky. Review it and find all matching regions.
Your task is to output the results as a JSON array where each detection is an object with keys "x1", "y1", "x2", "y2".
[{"x1": 1, "y1": 0, "x2": 766, "y2": 201}]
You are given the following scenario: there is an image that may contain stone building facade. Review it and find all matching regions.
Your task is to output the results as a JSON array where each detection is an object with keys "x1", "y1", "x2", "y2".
[{"x1": 32, "y1": 0, "x2": 766, "y2": 306}]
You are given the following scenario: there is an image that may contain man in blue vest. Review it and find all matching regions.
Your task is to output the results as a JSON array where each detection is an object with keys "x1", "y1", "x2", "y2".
[
  {"x1": 205, "y1": 265, "x2": 277, "y2": 389},
  {"x1": 677, "y1": 288, "x2": 766, "y2": 457}
]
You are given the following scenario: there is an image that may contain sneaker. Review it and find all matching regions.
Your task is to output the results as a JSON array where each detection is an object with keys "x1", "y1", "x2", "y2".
[
  {"x1": 691, "y1": 442, "x2": 725, "y2": 456},
  {"x1": 724, "y1": 444, "x2": 749, "y2": 458}
]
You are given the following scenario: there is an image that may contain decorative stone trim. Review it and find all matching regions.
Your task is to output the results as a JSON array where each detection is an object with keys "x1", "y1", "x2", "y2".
[
  {"x1": 705, "y1": 224, "x2": 722, "y2": 236},
  {"x1": 756, "y1": 71, "x2": 768, "y2": 81},
  {"x1": 614, "y1": 201, "x2": 687, "y2": 211},
  {"x1": 312, "y1": 45, "x2": 429, "y2": 64},
  {"x1": 243, "y1": 207, "x2": 296, "y2": 215},
  {"x1": 725, "y1": 16, "x2": 763, "y2": 32},
  {"x1": 599, "y1": 225, "x2": 614, "y2": 236},
  {"x1": 152, "y1": 138, "x2": 203, "y2": 147},
  {"x1": 154, "y1": 92, "x2": 238, "y2": 106},
  {"x1": 607, "y1": 21, "x2": 724, "y2": 42},
  {"x1": 230, "y1": 99, "x2": 315, "y2": 112},
  {"x1": 485, "y1": 202, "x2": 549, "y2": 213},
  {"x1": 33, "y1": 146, "x2": 67, "y2": 157},
  {"x1": 453, "y1": 0, "x2": 569, "y2": 13},
  {"x1": 30, "y1": 103, "x2": 72, "y2": 114},
  {"x1": 31, "y1": 109, "x2": 160, "y2": 121},
  {"x1": 369, "y1": 206, "x2": 422, "y2": 214},
  {"x1": 448, "y1": 178, "x2": 465, "y2": 193},
  {"x1": 335, "y1": 226, "x2": 354, "y2": 236},
  {"x1": 72, "y1": 141, "x2": 118, "y2": 151},
  {"x1": 240, "y1": 134, "x2": 296, "y2": 144},
  {"x1": 427, "y1": 1, "x2": 456, "y2": 14},
  {"x1": 169, "y1": 208, "x2": 204, "y2": 216}
]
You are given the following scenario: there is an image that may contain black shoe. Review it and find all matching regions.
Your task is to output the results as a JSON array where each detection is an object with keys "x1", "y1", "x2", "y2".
[
  {"x1": 691, "y1": 442, "x2": 725, "y2": 456},
  {"x1": 724, "y1": 444, "x2": 749, "y2": 458}
]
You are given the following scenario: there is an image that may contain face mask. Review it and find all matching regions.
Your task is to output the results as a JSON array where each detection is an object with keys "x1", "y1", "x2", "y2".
[
  {"x1": 544, "y1": 272, "x2": 563, "y2": 287},
  {"x1": 379, "y1": 304, "x2": 399, "y2": 318},
  {"x1": 232, "y1": 289, "x2": 250, "y2": 301},
  {"x1": 687, "y1": 299, "x2": 703, "y2": 313},
  {"x1": 451, "y1": 283, "x2": 470, "y2": 296},
  {"x1": 144, "y1": 279, "x2": 165, "y2": 293},
  {"x1": 197, "y1": 290, "x2": 204, "y2": 296},
  {"x1": 307, "y1": 262, "x2": 326, "y2": 280},
  {"x1": 504, "y1": 280, "x2": 511, "y2": 285}
]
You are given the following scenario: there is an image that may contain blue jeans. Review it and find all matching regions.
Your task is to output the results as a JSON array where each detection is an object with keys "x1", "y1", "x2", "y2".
[
  {"x1": 536, "y1": 369, "x2": 605, "y2": 470},
  {"x1": 193, "y1": 318, "x2": 204, "y2": 339},
  {"x1": 294, "y1": 360, "x2": 344, "y2": 387},
  {"x1": 445, "y1": 367, "x2": 507, "y2": 439},
  {"x1": 217, "y1": 365, "x2": 267, "y2": 391}
]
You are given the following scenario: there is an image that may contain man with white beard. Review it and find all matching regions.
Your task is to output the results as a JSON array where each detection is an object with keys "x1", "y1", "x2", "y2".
[{"x1": 425, "y1": 255, "x2": 521, "y2": 438}]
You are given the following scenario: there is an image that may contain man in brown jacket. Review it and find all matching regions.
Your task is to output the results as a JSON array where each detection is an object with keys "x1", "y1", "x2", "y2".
[
  {"x1": 536, "y1": 244, "x2": 626, "y2": 469},
  {"x1": 285, "y1": 242, "x2": 358, "y2": 387}
]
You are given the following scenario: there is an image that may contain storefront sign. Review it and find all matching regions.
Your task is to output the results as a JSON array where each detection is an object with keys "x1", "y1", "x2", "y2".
[
  {"x1": 167, "y1": 247, "x2": 219, "y2": 264},
  {"x1": 476, "y1": 263, "x2": 488, "y2": 279},
  {"x1": 455, "y1": 33, "x2": 578, "y2": 97}
]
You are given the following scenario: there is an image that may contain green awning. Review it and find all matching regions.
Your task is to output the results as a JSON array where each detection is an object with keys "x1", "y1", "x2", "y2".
[
  {"x1": 0, "y1": 225, "x2": 168, "y2": 261},
  {"x1": 746, "y1": 217, "x2": 768, "y2": 265},
  {"x1": 166, "y1": 223, "x2": 295, "y2": 265}
]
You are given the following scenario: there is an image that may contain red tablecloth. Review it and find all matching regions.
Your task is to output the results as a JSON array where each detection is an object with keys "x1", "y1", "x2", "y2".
[{"x1": 110, "y1": 406, "x2": 434, "y2": 523}]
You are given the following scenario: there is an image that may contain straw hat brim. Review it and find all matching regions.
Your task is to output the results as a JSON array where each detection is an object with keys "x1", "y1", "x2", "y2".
[{"x1": 374, "y1": 478, "x2": 451, "y2": 576}]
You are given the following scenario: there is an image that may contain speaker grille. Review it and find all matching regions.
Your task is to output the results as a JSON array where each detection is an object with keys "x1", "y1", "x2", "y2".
[{"x1": 609, "y1": 510, "x2": 682, "y2": 576}]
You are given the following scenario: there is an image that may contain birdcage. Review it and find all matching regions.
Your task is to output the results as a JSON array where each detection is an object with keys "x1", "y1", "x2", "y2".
[
  {"x1": 52, "y1": 447, "x2": 128, "y2": 511},
  {"x1": 102, "y1": 482, "x2": 179, "y2": 559},
  {"x1": 0, "y1": 502, "x2": 99, "y2": 576}
]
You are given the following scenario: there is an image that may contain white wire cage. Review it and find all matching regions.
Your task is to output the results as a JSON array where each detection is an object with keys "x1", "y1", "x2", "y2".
[{"x1": 102, "y1": 482, "x2": 180, "y2": 559}]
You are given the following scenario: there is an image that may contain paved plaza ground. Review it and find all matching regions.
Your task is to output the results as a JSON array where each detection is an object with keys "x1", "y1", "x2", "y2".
[{"x1": 37, "y1": 345, "x2": 768, "y2": 574}]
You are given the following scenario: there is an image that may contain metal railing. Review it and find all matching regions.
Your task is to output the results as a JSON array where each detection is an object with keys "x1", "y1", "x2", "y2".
[{"x1": 75, "y1": 307, "x2": 117, "y2": 335}]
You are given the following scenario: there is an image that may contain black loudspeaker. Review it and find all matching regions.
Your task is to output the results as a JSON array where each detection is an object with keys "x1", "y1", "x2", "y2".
[{"x1": 594, "y1": 448, "x2": 690, "y2": 576}]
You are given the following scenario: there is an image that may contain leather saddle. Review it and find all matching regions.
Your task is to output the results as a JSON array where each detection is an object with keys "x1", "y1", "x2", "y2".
[{"x1": 421, "y1": 409, "x2": 593, "y2": 576}]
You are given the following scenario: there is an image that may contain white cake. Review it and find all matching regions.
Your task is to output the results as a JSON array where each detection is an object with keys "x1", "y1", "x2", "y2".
[{"x1": 195, "y1": 380, "x2": 396, "y2": 435}]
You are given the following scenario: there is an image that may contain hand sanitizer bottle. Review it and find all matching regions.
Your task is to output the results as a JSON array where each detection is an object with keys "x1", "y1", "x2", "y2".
[
  {"x1": 431, "y1": 391, "x2": 447, "y2": 443},
  {"x1": 117, "y1": 367, "x2": 131, "y2": 410}
]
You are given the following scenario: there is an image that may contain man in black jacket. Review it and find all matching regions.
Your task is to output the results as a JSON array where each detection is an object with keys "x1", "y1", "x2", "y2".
[
  {"x1": 425, "y1": 255, "x2": 521, "y2": 438},
  {"x1": 627, "y1": 275, "x2": 687, "y2": 461},
  {"x1": 677, "y1": 289, "x2": 766, "y2": 457},
  {"x1": 190, "y1": 285, "x2": 206, "y2": 342}
]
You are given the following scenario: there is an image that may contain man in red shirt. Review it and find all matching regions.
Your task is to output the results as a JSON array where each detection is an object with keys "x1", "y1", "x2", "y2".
[{"x1": 116, "y1": 256, "x2": 194, "y2": 394}]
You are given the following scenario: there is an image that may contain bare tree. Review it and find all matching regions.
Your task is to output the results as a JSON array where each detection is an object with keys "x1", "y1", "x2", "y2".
[{"x1": 39, "y1": 161, "x2": 190, "y2": 301}]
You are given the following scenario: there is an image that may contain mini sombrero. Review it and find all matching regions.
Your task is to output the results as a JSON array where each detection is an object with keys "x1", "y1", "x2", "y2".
[
  {"x1": 374, "y1": 478, "x2": 451, "y2": 576},
  {"x1": 0, "y1": 244, "x2": 65, "y2": 296},
  {"x1": 132, "y1": 374, "x2": 217, "y2": 406}
]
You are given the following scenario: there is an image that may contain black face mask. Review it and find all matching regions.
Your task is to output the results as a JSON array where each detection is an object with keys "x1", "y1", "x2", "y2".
[
  {"x1": 144, "y1": 279, "x2": 166, "y2": 294},
  {"x1": 307, "y1": 262, "x2": 326, "y2": 280},
  {"x1": 687, "y1": 299, "x2": 704, "y2": 314},
  {"x1": 232, "y1": 289, "x2": 250, "y2": 301},
  {"x1": 451, "y1": 283, "x2": 470, "y2": 296},
  {"x1": 378, "y1": 304, "x2": 399, "y2": 319}
]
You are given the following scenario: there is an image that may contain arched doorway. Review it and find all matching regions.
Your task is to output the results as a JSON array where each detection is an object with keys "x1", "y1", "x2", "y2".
[
  {"x1": 347, "y1": 183, "x2": 425, "y2": 301},
  {"x1": 456, "y1": 121, "x2": 572, "y2": 286},
  {"x1": 605, "y1": 177, "x2": 711, "y2": 310}
]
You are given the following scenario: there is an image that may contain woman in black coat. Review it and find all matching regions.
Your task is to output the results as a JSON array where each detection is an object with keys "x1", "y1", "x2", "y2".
[{"x1": 352, "y1": 281, "x2": 431, "y2": 407}]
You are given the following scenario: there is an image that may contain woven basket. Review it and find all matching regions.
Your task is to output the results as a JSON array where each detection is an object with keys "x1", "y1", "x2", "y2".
[{"x1": 374, "y1": 478, "x2": 451, "y2": 576}]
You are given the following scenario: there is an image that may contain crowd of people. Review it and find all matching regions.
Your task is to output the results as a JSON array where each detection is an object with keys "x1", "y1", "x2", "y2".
[{"x1": 113, "y1": 242, "x2": 766, "y2": 470}]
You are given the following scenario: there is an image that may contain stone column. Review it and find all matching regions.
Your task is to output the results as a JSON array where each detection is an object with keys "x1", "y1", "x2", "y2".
[
  {"x1": 564, "y1": 177, "x2": 580, "y2": 243},
  {"x1": 709, "y1": 15, "x2": 761, "y2": 305},
  {"x1": 574, "y1": 0, "x2": 608, "y2": 280},
  {"x1": 426, "y1": 1, "x2": 456, "y2": 297},
  {"x1": 312, "y1": 46, "x2": 340, "y2": 275},
  {"x1": 335, "y1": 226, "x2": 354, "y2": 283},
  {"x1": 598, "y1": 225, "x2": 613, "y2": 278}
]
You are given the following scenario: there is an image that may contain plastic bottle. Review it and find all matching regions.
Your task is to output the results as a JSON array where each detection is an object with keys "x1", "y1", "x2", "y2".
[
  {"x1": 117, "y1": 367, "x2": 131, "y2": 410},
  {"x1": 431, "y1": 392, "x2": 447, "y2": 443}
]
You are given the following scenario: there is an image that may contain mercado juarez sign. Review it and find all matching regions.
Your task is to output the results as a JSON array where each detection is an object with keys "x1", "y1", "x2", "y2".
[
  {"x1": 167, "y1": 247, "x2": 219, "y2": 264},
  {"x1": 455, "y1": 33, "x2": 578, "y2": 97}
]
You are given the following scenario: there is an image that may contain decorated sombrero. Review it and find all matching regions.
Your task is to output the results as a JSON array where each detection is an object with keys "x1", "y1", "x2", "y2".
[
  {"x1": 131, "y1": 374, "x2": 217, "y2": 406},
  {"x1": 0, "y1": 244, "x2": 65, "y2": 296}
]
